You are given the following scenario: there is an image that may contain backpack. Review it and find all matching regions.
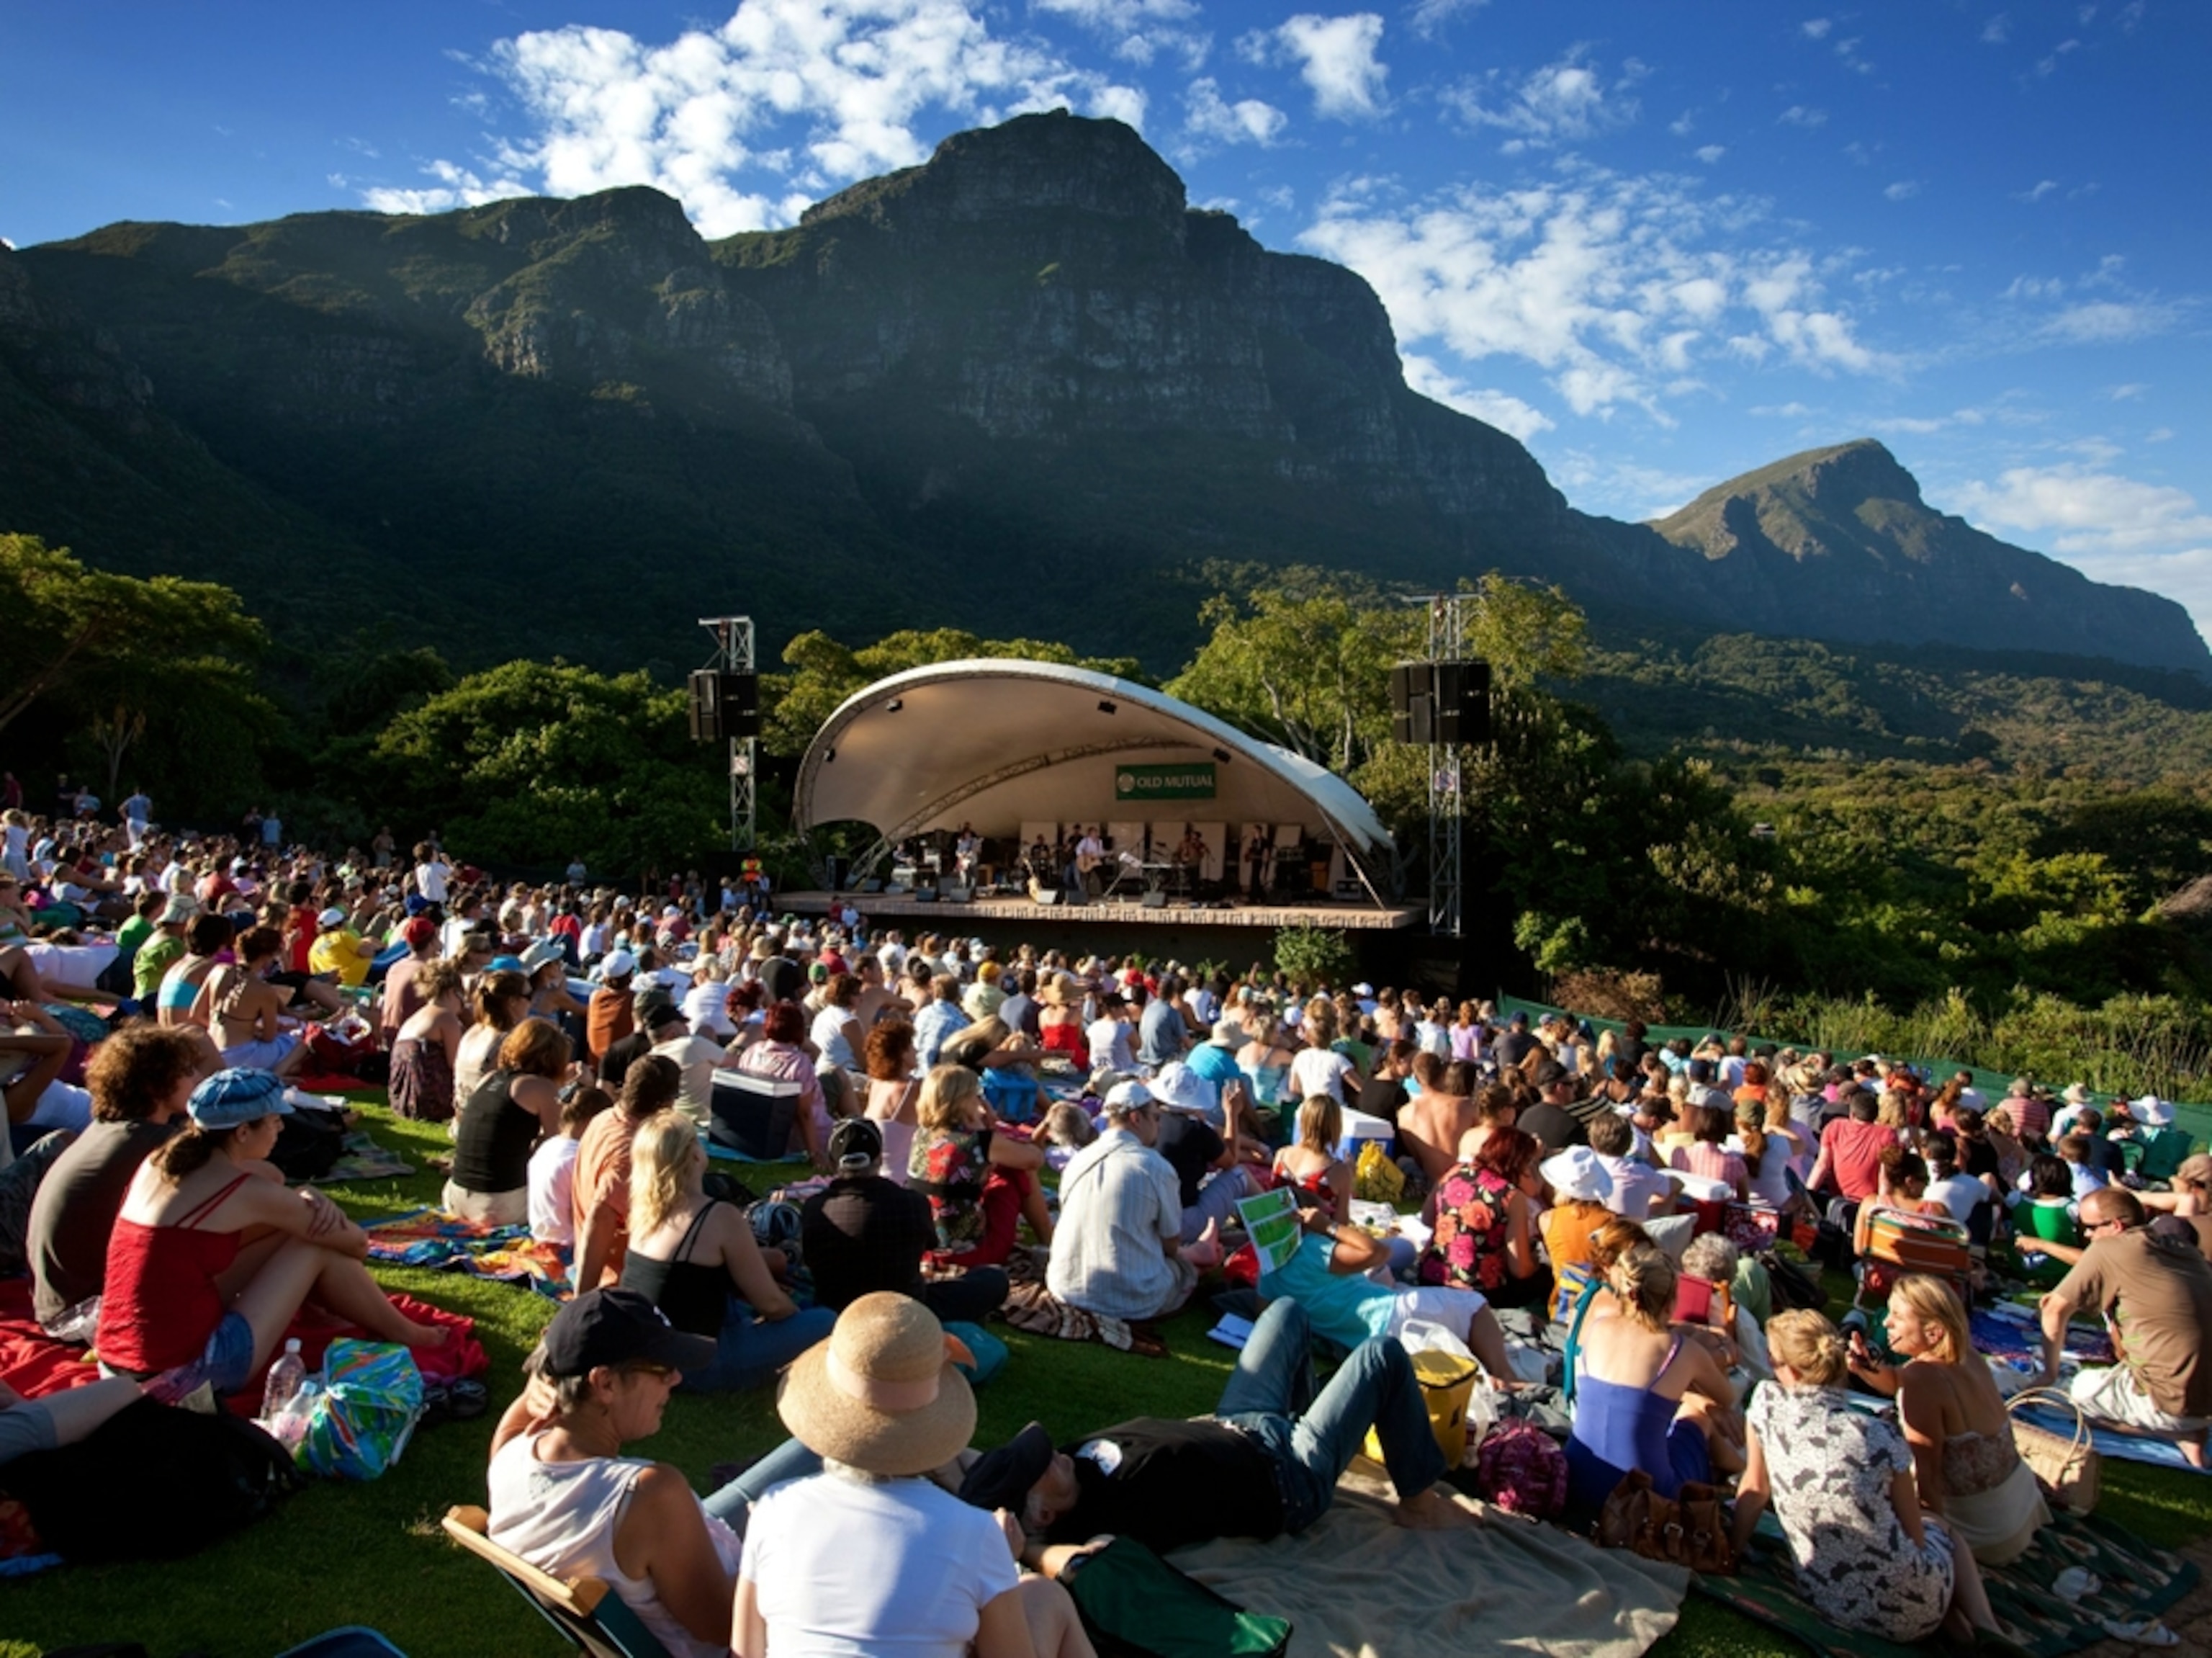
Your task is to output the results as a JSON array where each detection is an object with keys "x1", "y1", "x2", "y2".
[
  {"x1": 269, "y1": 1109, "x2": 347, "y2": 1183},
  {"x1": 1761, "y1": 1250, "x2": 1827, "y2": 1312},
  {"x1": 0, "y1": 1398, "x2": 300, "y2": 1561},
  {"x1": 1473, "y1": 1420, "x2": 1570, "y2": 1518}
]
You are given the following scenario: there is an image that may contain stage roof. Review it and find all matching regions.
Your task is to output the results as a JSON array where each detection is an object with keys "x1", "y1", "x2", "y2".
[{"x1": 793, "y1": 659, "x2": 1393, "y2": 856}]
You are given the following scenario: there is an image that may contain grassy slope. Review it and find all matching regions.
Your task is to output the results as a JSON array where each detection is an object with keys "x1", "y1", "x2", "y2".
[{"x1": 2, "y1": 1101, "x2": 2206, "y2": 1658}]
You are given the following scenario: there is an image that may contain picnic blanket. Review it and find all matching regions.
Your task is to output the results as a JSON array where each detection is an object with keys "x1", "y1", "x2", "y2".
[
  {"x1": 1696, "y1": 1505, "x2": 2198, "y2": 1657},
  {"x1": 1169, "y1": 1464, "x2": 1686, "y2": 1658},
  {"x1": 316, "y1": 1132, "x2": 415, "y2": 1185},
  {"x1": 365, "y1": 1208, "x2": 572, "y2": 1298}
]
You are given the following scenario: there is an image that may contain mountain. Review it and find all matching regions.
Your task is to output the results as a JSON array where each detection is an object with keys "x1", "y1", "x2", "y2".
[{"x1": 3, "y1": 109, "x2": 2203, "y2": 676}]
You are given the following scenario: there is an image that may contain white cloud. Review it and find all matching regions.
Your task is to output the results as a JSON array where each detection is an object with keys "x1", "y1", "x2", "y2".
[
  {"x1": 1265, "y1": 13, "x2": 1389, "y2": 120},
  {"x1": 1298, "y1": 163, "x2": 1893, "y2": 425},
  {"x1": 355, "y1": 0, "x2": 1148, "y2": 236},
  {"x1": 1443, "y1": 48, "x2": 1641, "y2": 152},
  {"x1": 1982, "y1": 13, "x2": 2011, "y2": 42},
  {"x1": 1694, "y1": 143, "x2": 1725, "y2": 164},
  {"x1": 1750, "y1": 401, "x2": 1814, "y2": 417},
  {"x1": 2044, "y1": 300, "x2": 2175, "y2": 343},
  {"x1": 1801, "y1": 18, "x2": 1833, "y2": 40},
  {"x1": 2015, "y1": 179, "x2": 2059, "y2": 202},
  {"x1": 1550, "y1": 450, "x2": 1712, "y2": 521},
  {"x1": 1184, "y1": 77, "x2": 1287, "y2": 146},
  {"x1": 1408, "y1": 0, "x2": 1486, "y2": 39},
  {"x1": 1401, "y1": 354, "x2": 1555, "y2": 439},
  {"x1": 1777, "y1": 104, "x2": 1827, "y2": 127},
  {"x1": 2107, "y1": 382, "x2": 2148, "y2": 400},
  {"x1": 1951, "y1": 464, "x2": 2212, "y2": 554},
  {"x1": 1031, "y1": 0, "x2": 1208, "y2": 74},
  {"x1": 1883, "y1": 180, "x2": 1920, "y2": 201}
]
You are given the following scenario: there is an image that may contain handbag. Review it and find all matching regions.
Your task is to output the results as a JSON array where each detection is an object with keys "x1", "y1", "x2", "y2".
[
  {"x1": 2006, "y1": 1386, "x2": 2101, "y2": 1513},
  {"x1": 1596, "y1": 1470, "x2": 1737, "y2": 1575}
]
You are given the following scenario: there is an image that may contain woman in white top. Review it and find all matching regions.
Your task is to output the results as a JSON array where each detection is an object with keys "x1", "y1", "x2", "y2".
[
  {"x1": 1287, "y1": 1039, "x2": 1356, "y2": 1106},
  {"x1": 734, "y1": 1293, "x2": 1092, "y2": 1658},
  {"x1": 487, "y1": 1289, "x2": 743, "y2": 1658}
]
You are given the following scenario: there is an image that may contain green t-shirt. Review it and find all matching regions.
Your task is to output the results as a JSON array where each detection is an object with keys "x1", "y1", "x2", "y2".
[
  {"x1": 115, "y1": 914, "x2": 154, "y2": 956},
  {"x1": 133, "y1": 932, "x2": 186, "y2": 999}
]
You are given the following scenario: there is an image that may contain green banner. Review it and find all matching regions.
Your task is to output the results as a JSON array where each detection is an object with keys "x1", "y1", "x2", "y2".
[{"x1": 1115, "y1": 761, "x2": 1216, "y2": 801}]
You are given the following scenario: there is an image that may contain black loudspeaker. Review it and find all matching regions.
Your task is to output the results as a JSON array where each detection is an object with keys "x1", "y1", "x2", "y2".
[
  {"x1": 688, "y1": 671, "x2": 762, "y2": 743},
  {"x1": 1433, "y1": 660, "x2": 1491, "y2": 745},
  {"x1": 1388, "y1": 663, "x2": 1434, "y2": 745}
]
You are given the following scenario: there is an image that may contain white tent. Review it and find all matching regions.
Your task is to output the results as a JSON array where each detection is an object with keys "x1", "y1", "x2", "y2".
[{"x1": 793, "y1": 659, "x2": 1393, "y2": 872}]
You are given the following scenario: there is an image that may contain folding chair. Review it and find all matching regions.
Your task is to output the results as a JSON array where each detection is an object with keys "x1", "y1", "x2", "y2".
[
  {"x1": 707, "y1": 1067, "x2": 803, "y2": 1160},
  {"x1": 441, "y1": 1505, "x2": 674, "y2": 1658}
]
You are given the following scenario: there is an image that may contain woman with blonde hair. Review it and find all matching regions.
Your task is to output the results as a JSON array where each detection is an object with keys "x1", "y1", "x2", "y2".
[
  {"x1": 907, "y1": 1064, "x2": 1051, "y2": 1265},
  {"x1": 1844, "y1": 1274, "x2": 2050, "y2": 1564},
  {"x1": 1272, "y1": 1095, "x2": 1352, "y2": 1224},
  {"x1": 618, "y1": 1113, "x2": 832, "y2": 1392},
  {"x1": 1734, "y1": 1310, "x2": 2013, "y2": 1647},
  {"x1": 1563, "y1": 1243, "x2": 1741, "y2": 1519}
]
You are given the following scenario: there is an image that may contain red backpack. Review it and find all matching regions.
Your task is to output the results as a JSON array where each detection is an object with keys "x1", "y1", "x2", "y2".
[{"x1": 1474, "y1": 1421, "x2": 1569, "y2": 1518}]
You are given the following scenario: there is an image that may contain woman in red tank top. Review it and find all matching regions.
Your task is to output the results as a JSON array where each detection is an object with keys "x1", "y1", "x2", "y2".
[
  {"x1": 1035, "y1": 974, "x2": 1086, "y2": 1058},
  {"x1": 104, "y1": 1068, "x2": 448, "y2": 1394}
]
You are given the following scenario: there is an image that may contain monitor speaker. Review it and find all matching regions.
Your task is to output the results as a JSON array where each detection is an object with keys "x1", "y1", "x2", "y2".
[
  {"x1": 688, "y1": 671, "x2": 761, "y2": 742},
  {"x1": 1388, "y1": 662, "x2": 1434, "y2": 745}
]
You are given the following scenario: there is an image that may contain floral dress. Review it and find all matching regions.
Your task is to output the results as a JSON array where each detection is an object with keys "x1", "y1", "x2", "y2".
[
  {"x1": 909, "y1": 1126, "x2": 991, "y2": 1250},
  {"x1": 1420, "y1": 1162, "x2": 1513, "y2": 1293},
  {"x1": 1747, "y1": 1384, "x2": 1954, "y2": 1641}
]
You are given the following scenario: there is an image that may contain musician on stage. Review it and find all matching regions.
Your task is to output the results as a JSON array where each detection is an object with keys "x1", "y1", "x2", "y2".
[
  {"x1": 955, "y1": 823, "x2": 980, "y2": 883},
  {"x1": 1243, "y1": 827, "x2": 1271, "y2": 900},
  {"x1": 1076, "y1": 825, "x2": 1106, "y2": 898}
]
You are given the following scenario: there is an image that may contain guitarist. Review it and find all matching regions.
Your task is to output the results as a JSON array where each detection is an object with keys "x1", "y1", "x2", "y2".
[{"x1": 1075, "y1": 826, "x2": 1106, "y2": 898}]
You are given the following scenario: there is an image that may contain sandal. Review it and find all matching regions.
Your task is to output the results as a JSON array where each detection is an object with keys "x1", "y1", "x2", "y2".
[{"x1": 445, "y1": 1379, "x2": 489, "y2": 1421}]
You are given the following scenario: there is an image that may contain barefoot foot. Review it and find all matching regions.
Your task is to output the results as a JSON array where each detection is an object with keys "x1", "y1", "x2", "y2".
[{"x1": 1393, "y1": 1486, "x2": 1480, "y2": 1531}]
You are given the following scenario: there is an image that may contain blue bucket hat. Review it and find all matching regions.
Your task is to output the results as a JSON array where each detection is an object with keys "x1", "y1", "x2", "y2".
[
  {"x1": 490, "y1": 954, "x2": 526, "y2": 973},
  {"x1": 188, "y1": 1068, "x2": 294, "y2": 1129}
]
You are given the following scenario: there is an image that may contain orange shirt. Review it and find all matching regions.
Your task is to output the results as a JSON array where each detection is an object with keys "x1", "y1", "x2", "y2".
[
  {"x1": 585, "y1": 986, "x2": 633, "y2": 1062},
  {"x1": 571, "y1": 1108, "x2": 642, "y2": 1289}
]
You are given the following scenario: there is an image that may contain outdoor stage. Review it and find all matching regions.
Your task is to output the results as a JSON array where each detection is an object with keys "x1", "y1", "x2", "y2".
[
  {"x1": 779, "y1": 888, "x2": 1427, "y2": 974},
  {"x1": 781, "y1": 891, "x2": 1421, "y2": 931}
]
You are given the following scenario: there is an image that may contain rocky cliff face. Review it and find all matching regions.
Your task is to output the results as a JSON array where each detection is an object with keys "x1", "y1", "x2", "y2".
[
  {"x1": 2, "y1": 110, "x2": 2201, "y2": 673},
  {"x1": 1583, "y1": 441, "x2": 2206, "y2": 669}
]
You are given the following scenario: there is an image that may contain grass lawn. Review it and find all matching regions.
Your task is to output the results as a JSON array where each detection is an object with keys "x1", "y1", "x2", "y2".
[{"x1": 4, "y1": 1099, "x2": 2207, "y2": 1658}]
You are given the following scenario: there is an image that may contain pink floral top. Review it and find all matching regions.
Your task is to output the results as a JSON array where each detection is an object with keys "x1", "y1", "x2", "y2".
[{"x1": 1421, "y1": 1163, "x2": 1513, "y2": 1292}]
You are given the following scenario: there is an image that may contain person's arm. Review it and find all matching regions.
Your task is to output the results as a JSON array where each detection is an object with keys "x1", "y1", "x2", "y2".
[
  {"x1": 1894, "y1": 1368, "x2": 1946, "y2": 1515},
  {"x1": 1887, "y1": 1462, "x2": 1927, "y2": 1548},
  {"x1": 733, "y1": 1575, "x2": 768, "y2": 1658},
  {"x1": 986, "y1": 1132, "x2": 1046, "y2": 1172},
  {"x1": 1807, "y1": 1138, "x2": 1834, "y2": 1193},
  {"x1": 974, "y1": 1586, "x2": 1042, "y2": 1658},
  {"x1": 513, "y1": 1074, "x2": 565, "y2": 1137},
  {"x1": 1503, "y1": 1189, "x2": 1538, "y2": 1280},
  {"x1": 619, "y1": 1465, "x2": 737, "y2": 1648},
  {"x1": 1844, "y1": 1325, "x2": 1901, "y2": 1396},
  {"x1": 488, "y1": 1371, "x2": 559, "y2": 1459},
  {"x1": 2036, "y1": 1280, "x2": 2080, "y2": 1386},
  {"x1": 1729, "y1": 1425, "x2": 1770, "y2": 1554},
  {"x1": 574, "y1": 1193, "x2": 623, "y2": 1294},
  {"x1": 1323, "y1": 1217, "x2": 1391, "y2": 1275},
  {"x1": 716, "y1": 1206, "x2": 799, "y2": 1320},
  {"x1": 232, "y1": 1174, "x2": 371, "y2": 1257},
  {"x1": 436, "y1": 1012, "x2": 463, "y2": 1067}
]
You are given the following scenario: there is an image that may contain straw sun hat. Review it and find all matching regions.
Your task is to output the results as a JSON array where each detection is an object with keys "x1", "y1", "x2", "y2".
[{"x1": 777, "y1": 1294, "x2": 976, "y2": 1476}]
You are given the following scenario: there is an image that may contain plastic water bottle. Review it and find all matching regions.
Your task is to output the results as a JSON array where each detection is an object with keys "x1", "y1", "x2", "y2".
[{"x1": 264, "y1": 1338, "x2": 307, "y2": 1425}]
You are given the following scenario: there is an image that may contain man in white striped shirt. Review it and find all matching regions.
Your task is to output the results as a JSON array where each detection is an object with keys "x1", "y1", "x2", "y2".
[{"x1": 1047, "y1": 1082, "x2": 1223, "y2": 1321}]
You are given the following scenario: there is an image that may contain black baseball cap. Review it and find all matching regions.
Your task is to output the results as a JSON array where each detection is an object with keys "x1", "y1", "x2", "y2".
[
  {"x1": 827, "y1": 1116, "x2": 884, "y2": 1173},
  {"x1": 643, "y1": 1002, "x2": 688, "y2": 1033},
  {"x1": 539, "y1": 1289, "x2": 716, "y2": 1379},
  {"x1": 958, "y1": 1422, "x2": 1056, "y2": 1512}
]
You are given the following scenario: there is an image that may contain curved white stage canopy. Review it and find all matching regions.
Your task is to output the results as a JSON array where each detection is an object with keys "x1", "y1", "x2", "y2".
[{"x1": 793, "y1": 660, "x2": 1393, "y2": 866}]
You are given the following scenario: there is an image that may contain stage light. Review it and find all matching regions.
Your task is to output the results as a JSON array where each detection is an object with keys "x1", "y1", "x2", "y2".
[
  {"x1": 1097, "y1": 699, "x2": 1117, "y2": 714},
  {"x1": 1212, "y1": 748, "x2": 1232, "y2": 763},
  {"x1": 824, "y1": 748, "x2": 836, "y2": 763},
  {"x1": 886, "y1": 699, "x2": 904, "y2": 712}
]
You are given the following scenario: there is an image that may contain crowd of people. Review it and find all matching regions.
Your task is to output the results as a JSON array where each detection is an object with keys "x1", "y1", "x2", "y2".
[{"x1": 2, "y1": 794, "x2": 2209, "y2": 1656}]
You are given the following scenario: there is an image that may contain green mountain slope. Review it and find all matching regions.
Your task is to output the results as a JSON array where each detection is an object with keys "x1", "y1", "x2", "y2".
[{"x1": 3, "y1": 111, "x2": 2203, "y2": 681}]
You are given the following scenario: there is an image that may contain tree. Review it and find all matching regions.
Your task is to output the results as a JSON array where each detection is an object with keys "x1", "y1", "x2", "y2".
[
  {"x1": 0, "y1": 534, "x2": 266, "y2": 734},
  {"x1": 364, "y1": 662, "x2": 723, "y2": 877}
]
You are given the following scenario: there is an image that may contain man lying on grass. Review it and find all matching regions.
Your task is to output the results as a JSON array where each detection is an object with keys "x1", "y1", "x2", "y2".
[{"x1": 957, "y1": 1298, "x2": 1479, "y2": 1571}]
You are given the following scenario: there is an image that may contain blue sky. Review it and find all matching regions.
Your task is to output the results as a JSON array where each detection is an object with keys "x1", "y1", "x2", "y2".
[{"x1": 4, "y1": 1, "x2": 2208, "y2": 645}]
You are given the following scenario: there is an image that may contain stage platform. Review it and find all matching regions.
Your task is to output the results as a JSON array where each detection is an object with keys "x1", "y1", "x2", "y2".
[{"x1": 780, "y1": 891, "x2": 1420, "y2": 931}]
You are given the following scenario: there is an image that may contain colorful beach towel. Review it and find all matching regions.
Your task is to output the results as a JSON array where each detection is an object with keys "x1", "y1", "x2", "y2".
[
  {"x1": 1695, "y1": 1505, "x2": 2198, "y2": 1658},
  {"x1": 364, "y1": 1208, "x2": 571, "y2": 1298}
]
